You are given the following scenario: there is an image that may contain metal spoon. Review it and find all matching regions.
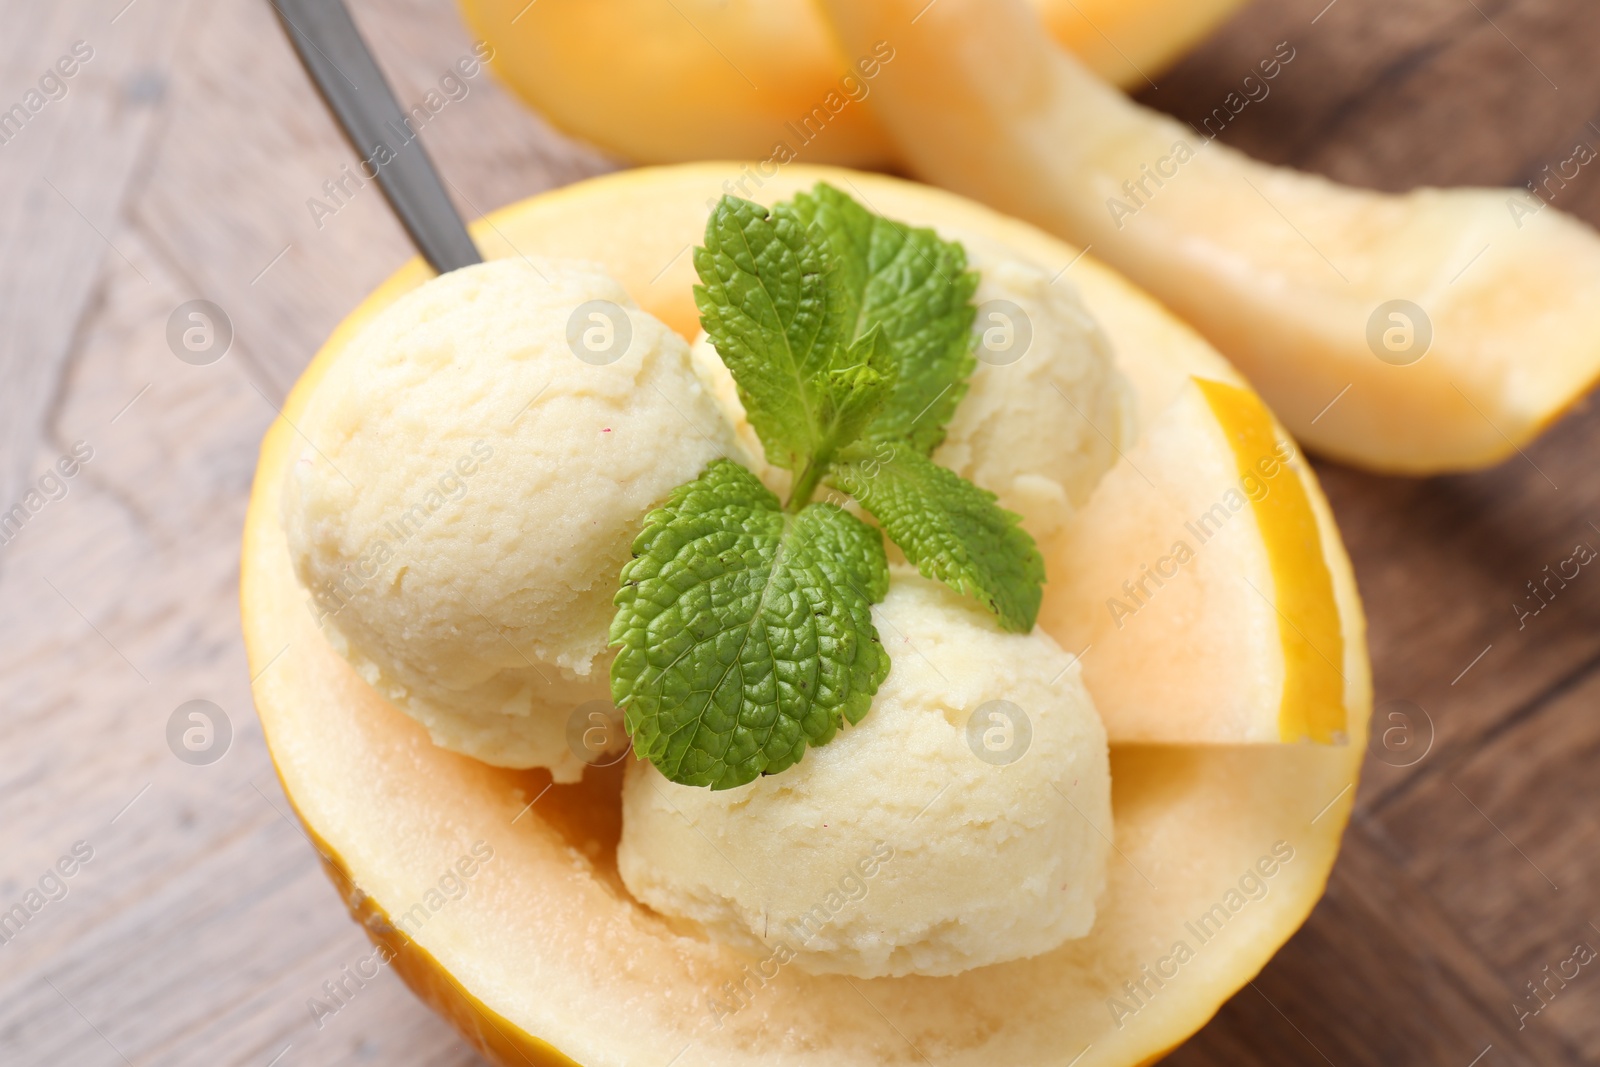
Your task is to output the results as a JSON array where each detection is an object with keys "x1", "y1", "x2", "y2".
[{"x1": 270, "y1": 0, "x2": 483, "y2": 274}]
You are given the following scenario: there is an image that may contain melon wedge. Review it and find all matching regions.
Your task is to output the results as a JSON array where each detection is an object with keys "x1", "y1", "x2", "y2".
[
  {"x1": 243, "y1": 165, "x2": 1370, "y2": 1067},
  {"x1": 819, "y1": 0, "x2": 1600, "y2": 473},
  {"x1": 459, "y1": 0, "x2": 1245, "y2": 167},
  {"x1": 1043, "y1": 376, "x2": 1346, "y2": 745}
]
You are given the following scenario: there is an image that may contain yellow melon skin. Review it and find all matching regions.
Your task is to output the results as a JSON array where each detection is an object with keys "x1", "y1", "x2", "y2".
[
  {"x1": 243, "y1": 165, "x2": 1370, "y2": 1067},
  {"x1": 458, "y1": 0, "x2": 1245, "y2": 167}
]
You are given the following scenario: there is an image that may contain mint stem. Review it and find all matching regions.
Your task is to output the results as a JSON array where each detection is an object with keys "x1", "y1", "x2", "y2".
[{"x1": 787, "y1": 459, "x2": 827, "y2": 513}]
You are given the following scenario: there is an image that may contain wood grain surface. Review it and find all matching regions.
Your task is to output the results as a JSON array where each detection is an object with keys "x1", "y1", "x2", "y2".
[{"x1": 1, "y1": 0, "x2": 1597, "y2": 1064}]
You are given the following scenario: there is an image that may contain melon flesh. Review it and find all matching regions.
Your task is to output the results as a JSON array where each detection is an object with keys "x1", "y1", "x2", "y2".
[
  {"x1": 458, "y1": 0, "x2": 1246, "y2": 168},
  {"x1": 1043, "y1": 377, "x2": 1346, "y2": 744},
  {"x1": 819, "y1": 0, "x2": 1600, "y2": 474},
  {"x1": 243, "y1": 165, "x2": 1370, "y2": 1067}
]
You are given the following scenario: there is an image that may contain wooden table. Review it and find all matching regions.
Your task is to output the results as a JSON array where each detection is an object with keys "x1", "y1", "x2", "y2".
[{"x1": 2, "y1": 0, "x2": 1597, "y2": 1064}]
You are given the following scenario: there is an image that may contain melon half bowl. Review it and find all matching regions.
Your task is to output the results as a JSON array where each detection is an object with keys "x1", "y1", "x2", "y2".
[{"x1": 241, "y1": 165, "x2": 1371, "y2": 1067}]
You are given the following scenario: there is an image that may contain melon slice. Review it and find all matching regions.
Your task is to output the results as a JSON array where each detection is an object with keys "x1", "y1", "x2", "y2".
[
  {"x1": 458, "y1": 0, "x2": 1245, "y2": 167},
  {"x1": 243, "y1": 165, "x2": 1370, "y2": 1067},
  {"x1": 1042, "y1": 376, "x2": 1346, "y2": 744},
  {"x1": 819, "y1": 0, "x2": 1600, "y2": 473}
]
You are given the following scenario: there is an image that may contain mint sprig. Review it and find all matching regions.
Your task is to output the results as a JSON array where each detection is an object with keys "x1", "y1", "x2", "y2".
[{"x1": 613, "y1": 184, "x2": 1046, "y2": 788}]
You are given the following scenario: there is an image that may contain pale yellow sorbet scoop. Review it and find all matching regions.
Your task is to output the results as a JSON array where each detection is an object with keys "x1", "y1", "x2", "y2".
[{"x1": 282, "y1": 258, "x2": 736, "y2": 780}]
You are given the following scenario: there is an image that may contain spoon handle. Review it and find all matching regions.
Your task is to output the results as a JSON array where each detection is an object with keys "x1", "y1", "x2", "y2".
[{"x1": 271, "y1": 0, "x2": 483, "y2": 274}]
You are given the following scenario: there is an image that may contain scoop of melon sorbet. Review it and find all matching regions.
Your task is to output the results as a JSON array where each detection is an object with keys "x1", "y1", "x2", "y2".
[
  {"x1": 618, "y1": 569, "x2": 1112, "y2": 979},
  {"x1": 282, "y1": 258, "x2": 736, "y2": 780},
  {"x1": 689, "y1": 250, "x2": 1132, "y2": 554}
]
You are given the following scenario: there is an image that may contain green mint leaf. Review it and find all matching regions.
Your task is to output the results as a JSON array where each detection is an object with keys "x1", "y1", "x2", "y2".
[
  {"x1": 818, "y1": 324, "x2": 894, "y2": 458},
  {"x1": 692, "y1": 196, "x2": 837, "y2": 473},
  {"x1": 611, "y1": 459, "x2": 891, "y2": 790},
  {"x1": 791, "y1": 325, "x2": 896, "y2": 510},
  {"x1": 832, "y1": 444, "x2": 1044, "y2": 632},
  {"x1": 786, "y1": 183, "x2": 980, "y2": 453}
]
